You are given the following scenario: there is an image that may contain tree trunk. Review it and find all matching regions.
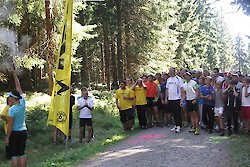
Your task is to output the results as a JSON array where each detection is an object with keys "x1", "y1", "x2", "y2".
[
  {"x1": 22, "y1": 68, "x2": 33, "y2": 91},
  {"x1": 80, "y1": 41, "x2": 90, "y2": 87},
  {"x1": 103, "y1": 23, "x2": 111, "y2": 90},
  {"x1": 111, "y1": 37, "x2": 118, "y2": 89},
  {"x1": 88, "y1": 43, "x2": 93, "y2": 83},
  {"x1": 116, "y1": 0, "x2": 123, "y2": 81},
  {"x1": 100, "y1": 43, "x2": 105, "y2": 83},
  {"x1": 124, "y1": 4, "x2": 131, "y2": 77},
  {"x1": 33, "y1": 20, "x2": 42, "y2": 89},
  {"x1": 45, "y1": 0, "x2": 54, "y2": 95},
  {"x1": 19, "y1": 1, "x2": 32, "y2": 90}
]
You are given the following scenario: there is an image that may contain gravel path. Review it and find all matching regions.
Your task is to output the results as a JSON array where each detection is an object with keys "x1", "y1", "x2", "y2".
[{"x1": 78, "y1": 126, "x2": 233, "y2": 167}]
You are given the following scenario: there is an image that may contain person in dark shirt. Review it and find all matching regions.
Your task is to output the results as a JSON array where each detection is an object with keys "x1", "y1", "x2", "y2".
[
  {"x1": 160, "y1": 73, "x2": 171, "y2": 126},
  {"x1": 223, "y1": 80, "x2": 239, "y2": 135},
  {"x1": 69, "y1": 88, "x2": 75, "y2": 141}
]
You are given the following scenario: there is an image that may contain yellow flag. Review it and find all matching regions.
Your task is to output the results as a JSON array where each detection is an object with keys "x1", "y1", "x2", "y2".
[{"x1": 47, "y1": 0, "x2": 73, "y2": 136}]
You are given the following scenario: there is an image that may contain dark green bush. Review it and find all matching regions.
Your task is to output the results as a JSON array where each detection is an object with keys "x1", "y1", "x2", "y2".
[{"x1": 26, "y1": 107, "x2": 49, "y2": 137}]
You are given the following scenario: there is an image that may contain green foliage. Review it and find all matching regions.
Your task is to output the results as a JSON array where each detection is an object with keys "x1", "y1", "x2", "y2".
[
  {"x1": 26, "y1": 107, "x2": 49, "y2": 136},
  {"x1": 234, "y1": 35, "x2": 249, "y2": 74}
]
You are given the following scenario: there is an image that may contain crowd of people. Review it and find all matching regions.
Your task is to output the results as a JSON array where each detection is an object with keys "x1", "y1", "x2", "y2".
[{"x1": 115, "y1": 67, "x2": 250, "y2": 136}]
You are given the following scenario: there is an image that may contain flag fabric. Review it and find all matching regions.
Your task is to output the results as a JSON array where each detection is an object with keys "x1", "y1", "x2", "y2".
[{"x1": 47, "y1": 0, "x2": 73, "y2": 136}]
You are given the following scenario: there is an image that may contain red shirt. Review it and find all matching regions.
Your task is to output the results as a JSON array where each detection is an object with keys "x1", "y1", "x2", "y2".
[{"x1": 145, "y1": 81, "x2": 158, "y2": 98}]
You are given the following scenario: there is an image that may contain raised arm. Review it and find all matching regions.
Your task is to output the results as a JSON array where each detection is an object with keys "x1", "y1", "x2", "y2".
[
  {"x1": 13, "y1": 68, "x2": 23, "y2": 95},
  {"x1": 165, "y1": 88, "x2": 168, "y2": 103},
  {"x1": 132, "y1": 80, "x2": 137, "y2": 91}
]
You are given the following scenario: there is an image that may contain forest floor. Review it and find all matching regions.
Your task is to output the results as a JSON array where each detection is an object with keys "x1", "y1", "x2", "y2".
[{"x1": 78, "y1": 126, "x2": 236, "y2": 167}]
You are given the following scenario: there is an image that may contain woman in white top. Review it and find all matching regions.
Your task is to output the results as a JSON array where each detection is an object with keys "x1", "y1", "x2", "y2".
[
  {"x1": 182, "y1": 72, "x2": 200, "y2": 135},
  {"x1": 241, "y1": 77, "x2": 250, "y2": 133}
]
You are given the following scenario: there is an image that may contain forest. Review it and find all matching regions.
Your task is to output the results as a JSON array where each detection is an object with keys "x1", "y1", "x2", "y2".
[{"x1": 0, "y1": 0, "x2": 249, "y2": 93}]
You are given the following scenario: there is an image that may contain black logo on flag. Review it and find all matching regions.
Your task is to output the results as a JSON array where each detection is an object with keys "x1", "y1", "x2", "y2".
[
  {"x1": 55, "y1": 79, "x2": 69, "y2": 96},
  {"x1": 57, "y1": 111, "x2": 67, "y2": 123}
]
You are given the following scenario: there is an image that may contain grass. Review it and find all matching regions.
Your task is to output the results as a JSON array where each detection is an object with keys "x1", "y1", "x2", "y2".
[
  {"x1": 209, "y1": 136, "x2": 230, "y2": 144},
  {"x1": 231, "y1": 133, "x2": 250, "y2": 167},
  {"x1": 0, "y1": 90, "x2": 136, "y2": 167},
  {"x1": 208, "y1": 132, "x2": 250, "y2": 166}
]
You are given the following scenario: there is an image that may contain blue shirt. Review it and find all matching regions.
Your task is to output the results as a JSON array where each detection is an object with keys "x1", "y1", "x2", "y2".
[
  {"x1": 160, "y1": 81, "x2": 167, "y2": 100},
  {"x1": 9, "y1": 96, "x2": 27, "y2": 131},
  {"x1": 200, "y1": 85, "x2": 214, "y2": 106},
  {"x1": 198, "y1": 84, "x2": 204, "y2": 104}
]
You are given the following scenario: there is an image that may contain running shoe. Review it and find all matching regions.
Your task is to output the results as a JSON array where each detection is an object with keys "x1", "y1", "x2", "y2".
[
  {"x1": 175, "y1": 126, "x2": 181, "y2": 133},
  {"x1": 189, "y1": 127, "x2": 195, "y2": 133},
  {"x1": 194, "y1": 128, "x2": 199, "y2": 135},
  {"x1": 170, "y1": 126, "x2": 177, "y2": 132}
]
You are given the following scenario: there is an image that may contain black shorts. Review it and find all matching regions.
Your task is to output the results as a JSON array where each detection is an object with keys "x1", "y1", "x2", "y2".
[
  {"x1": 9, "y1": 130, "x2": 27, "y2": 157},
  {"x1": 147, "y1": 97, "x2": 158, "y2": 109},
  {"x1": 186, "y1": 100, "x2": 198, "y2": 112},
  {"x1": 119, "y1": 108, "x2": 134, "y2": 123},
  {"x1": 158, "y1": 97, "x2": 170, "y2": 113},
  {"x1": 79, "y1": 118, "x2": 93, "y2": 127}
]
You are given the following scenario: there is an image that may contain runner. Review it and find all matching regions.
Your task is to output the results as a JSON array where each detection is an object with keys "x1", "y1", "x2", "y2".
[
  {"x1": 0, "y1": 97, "x2": 12, "y2": 159},
  {"x1": 198, "y1": 76, "x2": 205, "y2": 128},
  {"x1": 200, "y1": 76, "x2": 215, "y2": 133},
  {"x1": 182, "y1": 72, "x2": 200, "y2": 135},
  {"x1": 69, "y1": 88, "x2": 75, "y2": 141},
  {"x1": 155, "y1": 73, "x2": 164, "y2": 125},
  {"x1": 160, "y1": 73, "x2": 171, "y2": 126},
  {"x1": 241, "y1": 77, "x2": 250, "y2": 133},
  {"x1": 77, "y1": 88, "x2": 94, "y2": 143},
  {"x1": 145, "y1": 75, "x2": 161, "y2": 127},
  {"x1": 6, "y1": 68, "x2": 28, "y2": 167},
  {"x1": 179, "y1": 69, "x2": 188, "y2": 127},
  {"x1": 223, "y1": 80, "x2": 239, "y2": 135},
  {"x1": 142, "y1": 75, "x2": 148, "y2": 84},
  {"x1": 214, "y1": 81, "x2": 225, "y2": 136},
  {"x1": 165, "y1": 67, "x2": 184, "y2": 133},
  {"x1": 203, "y1": 69, "x2": 210, "y2": 77},
  {"x1": 133, "y1": 78, "x2": 148, "y2": 129},
  {"x1": 115, "y1": 81, "x2": 134, "y2": 131},
  {"x1": 154, "y1": 73, "x2": 162, "y2": 85},
  {"x1": 213, "y1": 68, "x2": 224, "y2": 83},
  {"x1": 126, "y1": 77, "x2": 136, "y2": 129}
]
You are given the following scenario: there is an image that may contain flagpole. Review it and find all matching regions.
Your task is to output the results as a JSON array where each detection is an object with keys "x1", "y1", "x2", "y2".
[{"x1": 65, "y1": 136, "x2": 68, "y2": 158}]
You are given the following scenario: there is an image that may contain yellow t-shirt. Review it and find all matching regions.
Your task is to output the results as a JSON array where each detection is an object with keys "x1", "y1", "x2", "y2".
[
  {"x1": 115, "y1": 88, "x2": 134, "y2": 110},
  {"x1": 126, "y1": 85, "x2": 135, "y2": 106},
  {"x1": 134, "y1": 86, "x2": 147, "y2": 105},
  {"x1": 154, "y1": 80, "x2": 159, "y2": 85},
  {"x1": 154, "y1": 80, "x2": 161, "y2": 90},
  {"x1": 0, "y1": 105, "x2": 10, "y2": 134}
]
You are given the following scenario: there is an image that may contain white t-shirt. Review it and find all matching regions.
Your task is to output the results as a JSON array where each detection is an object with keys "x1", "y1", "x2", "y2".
[
  {"x1": 166, "y1": 76, "x2": 183, "y2": 100},
  {"x1": 216, "y1": 76, "x2": 224, "y2": 83},
  {"x1": 77, "y1": 96, "x2": 94, "y2": 118},
  {"x1": 241, "y1": 87, "x2": 250, "y2": 106},
  {"x1": 183, "y1": 80, "x2": 198, "y2": 100}
]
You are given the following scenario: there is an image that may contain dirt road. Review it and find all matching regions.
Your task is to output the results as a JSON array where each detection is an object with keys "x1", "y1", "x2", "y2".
[{"x1": 79, "y1": 126, "x2": 234, "y2": 167}]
